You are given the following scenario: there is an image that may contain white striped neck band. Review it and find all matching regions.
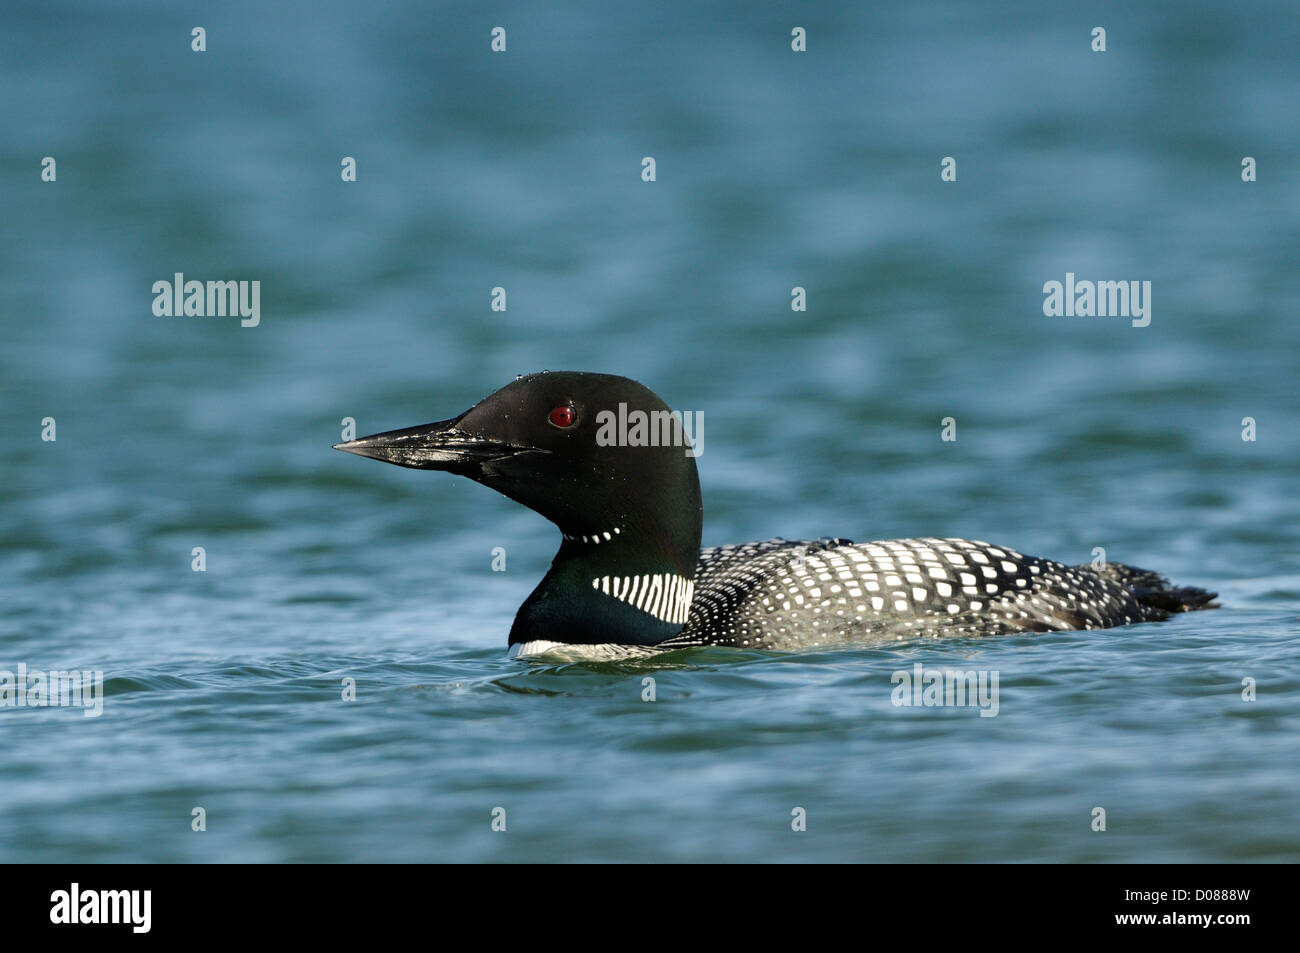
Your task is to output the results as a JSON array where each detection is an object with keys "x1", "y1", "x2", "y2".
[
  {"x1": 591, "y1": 572, "x2": 694, "y2": 626},
  {"x1": 564, "y1": 526, "x2": 622, "y2": 546}
]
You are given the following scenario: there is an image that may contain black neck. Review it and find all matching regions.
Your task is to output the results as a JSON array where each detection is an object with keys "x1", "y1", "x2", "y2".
[{"x1": 509, "y1": 510, "x2": 702, "y2": 648}]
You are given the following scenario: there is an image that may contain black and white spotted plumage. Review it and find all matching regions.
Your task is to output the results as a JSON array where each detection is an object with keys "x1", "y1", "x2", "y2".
[
  {"x1": 335, "y1": 372, "x2": 1217, "y2": 658},
  {"x1": 659, "y1": 537, "x2": 1216, "y2": 650}
]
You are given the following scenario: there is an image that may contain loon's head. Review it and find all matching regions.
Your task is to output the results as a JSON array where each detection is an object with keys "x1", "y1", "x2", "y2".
[{"x1": 335, "y1": 371, "x2": 703, "y2": 654}]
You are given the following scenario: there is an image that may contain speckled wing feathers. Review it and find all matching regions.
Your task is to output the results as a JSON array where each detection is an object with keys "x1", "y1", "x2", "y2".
[{"x1": 663, "y1": 537, "x2": 1199, "y2": 650}]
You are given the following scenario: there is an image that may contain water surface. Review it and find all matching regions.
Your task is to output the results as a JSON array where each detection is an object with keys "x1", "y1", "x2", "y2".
[{"x1": 2, "y1": 0, "x2": 1297, "y2": 862}]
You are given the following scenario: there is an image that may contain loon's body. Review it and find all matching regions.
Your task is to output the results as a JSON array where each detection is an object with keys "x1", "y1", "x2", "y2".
[{"x1": 335, "y1": 372, "x2": 1216, "y2": 659}]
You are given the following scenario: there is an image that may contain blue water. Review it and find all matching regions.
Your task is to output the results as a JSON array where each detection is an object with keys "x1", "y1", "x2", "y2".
[{"x1": 2, "y1": 0, "x2": 1298, "y2": 861}]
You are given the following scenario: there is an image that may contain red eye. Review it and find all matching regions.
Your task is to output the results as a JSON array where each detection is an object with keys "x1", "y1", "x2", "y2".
[{"x1": 548, "y1": 405, "x2": 576, "y2": 428}]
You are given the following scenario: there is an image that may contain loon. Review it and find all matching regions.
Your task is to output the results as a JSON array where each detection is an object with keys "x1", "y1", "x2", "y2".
[{"x1": 334, "y1": 371, "x2": 1217, "y2": 659}]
